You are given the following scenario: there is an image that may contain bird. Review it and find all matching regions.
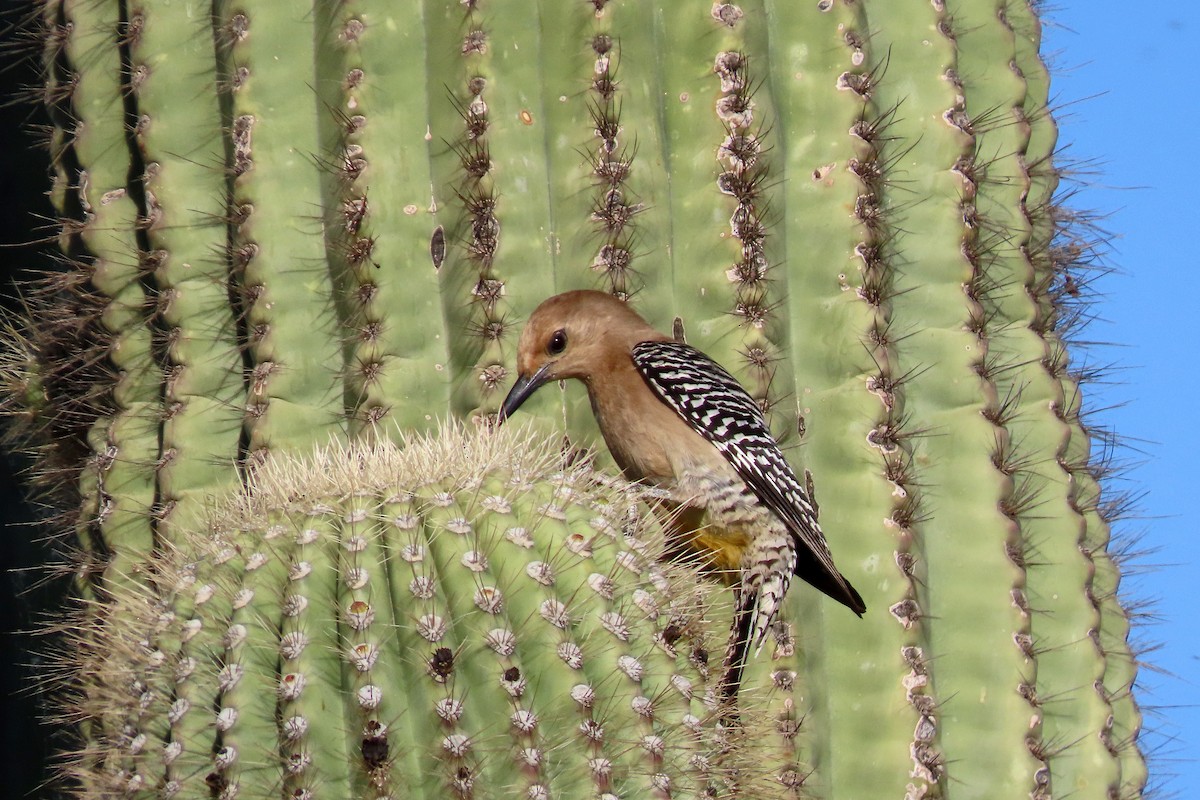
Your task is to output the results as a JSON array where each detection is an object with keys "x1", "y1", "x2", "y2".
[{"x1": 498, "y1": 289, "x2": 864, "y2": 698}]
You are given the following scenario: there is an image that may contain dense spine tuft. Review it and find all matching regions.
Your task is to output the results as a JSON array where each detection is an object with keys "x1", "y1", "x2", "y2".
[{"x1": 53, "y1": 425, "x2": 798, "y2": 799}]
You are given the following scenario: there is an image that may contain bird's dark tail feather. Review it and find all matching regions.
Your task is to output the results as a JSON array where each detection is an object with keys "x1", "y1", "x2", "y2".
[
  {"x1": 720, "y1": 572, "x2": 863, "y2": 720},
  {"x1": 794, "y1": 557, "x2": 867, "y2": 616},
  {"x1": 718, "y1": 591, "x2": 758, "y2": 720}
]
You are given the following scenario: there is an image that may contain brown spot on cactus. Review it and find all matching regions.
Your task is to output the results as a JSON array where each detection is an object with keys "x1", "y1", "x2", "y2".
[
  {"x1": 346, "y1": 235, "x2": 377, "y2": 267},
  {"x1": 429, "y1": 647, "x2": 455, "y2": 681},
  {"x1": 711, "y1": 3, "x2": 744, "y2": 27},
  {"x1": 461, "y1": 29, "x2": 487, "y2": 55},
  {"x1": 342, "y1": 195, "x2": 368, "y2": 234},
  {"x1": 231, "y1": 114, "x2": 254, "y2": 175},
  {"x1": 341, "y1": 17, "x2": 365, "y2": 43}
]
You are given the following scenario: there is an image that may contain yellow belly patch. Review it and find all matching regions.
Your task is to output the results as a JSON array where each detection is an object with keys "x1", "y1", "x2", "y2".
[
  {"x1": 687, "y1": 529, "x2": 750, "y2": 577},
  {"x1": 663, "y1": 519, "x2": 750, "y2": 584},
  {"x1": 657, "y1": 503, "x2": 751, "y2": 583}
]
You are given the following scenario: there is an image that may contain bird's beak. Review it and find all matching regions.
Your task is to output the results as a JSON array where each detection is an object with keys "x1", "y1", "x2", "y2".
[{"x1": 499, "y1": 363, "x2": 553, "y2": 423}]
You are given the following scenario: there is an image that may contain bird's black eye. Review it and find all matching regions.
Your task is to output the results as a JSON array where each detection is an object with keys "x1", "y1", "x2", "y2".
[{"x1": 547, "y1": 329, "x2": 568, "y2": 356}]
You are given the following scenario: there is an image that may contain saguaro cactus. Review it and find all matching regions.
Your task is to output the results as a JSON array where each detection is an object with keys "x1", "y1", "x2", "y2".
[
  {"x1": 68, "y1": 424, "x2": 783, "y2": 799},
  {"x1": 3, "y1": 1, "x2": 1145, "y2": 798}
]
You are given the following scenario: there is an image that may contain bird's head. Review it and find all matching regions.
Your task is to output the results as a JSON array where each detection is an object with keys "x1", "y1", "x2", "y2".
[{"x1": 498, "y1": 290, "x2": 662, "y2": 422}]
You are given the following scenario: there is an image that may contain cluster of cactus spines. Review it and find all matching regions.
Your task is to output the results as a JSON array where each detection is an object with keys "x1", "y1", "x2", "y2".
[
  {"x1": 221, "y1": 3, "x2": 348, "y2": 464},
  {"x1": 1006, "y1": 4, "x2": 1145, "y2": 793},
  {"x1": 317, "y1": 2, "x2": 455, "y2": 435},
  {"x1": 442, "y1": 1, "x2": 512, "y2": 420},
  {"x1": 587, "y1": 31, "x2": 642, "y2": 303},
  {"x1": 950, "y1": 4, "x2": 1108, "y2": 795},
  {"x1": 1, "y1": 1, "x2": 1150, "y2": 798},
  {"x1": 126, "y1": 2, "x2": 247, "y2": 546},
  {"x1": 763, "y1": 3, "x2": 952, "y2": 795},
  {"x1": 58, "y1": 424, "x2": 803, "y2": 799},
  {"x1": 865, "y1": 2, "x2": 1047, "y2": 793}
]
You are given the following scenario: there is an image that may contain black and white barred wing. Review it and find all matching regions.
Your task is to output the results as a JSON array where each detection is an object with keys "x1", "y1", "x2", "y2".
[{"x1": 631, "y1": 340, "x2": 857, "y2": 608}]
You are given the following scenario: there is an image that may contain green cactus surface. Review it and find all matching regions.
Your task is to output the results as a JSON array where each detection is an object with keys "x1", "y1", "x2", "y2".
[
  {"x1": 64, "y1": 424, "x2": 803, "y2": 800},
  {"x1": 2, "y1": 1, "x2": 1147, "y2": 798}
]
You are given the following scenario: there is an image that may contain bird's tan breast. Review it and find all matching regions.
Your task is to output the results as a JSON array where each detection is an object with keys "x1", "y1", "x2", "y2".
[
  {"x1": 581, "y1": 355, "x2": 759, "y2": 576},
  {"x1": 584, "y1": 362, "x2": 724, "y2": 485}
]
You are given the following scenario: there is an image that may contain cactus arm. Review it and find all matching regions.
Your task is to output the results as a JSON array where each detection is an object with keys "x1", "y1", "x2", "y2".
[
  {"x1": 60, "y1": 427, "x2": 761, "y2": 799},
  {"x1": 65, "y1": 0, "x2": 161, "y2": 584},
  {"x1": 858, "y1": 2, "x2": 1045, "y2": 796},
  {"x1": 952, "y1": 1, "x2": 1129, "y2": 796},
  {"x1": 221, "y1": 3, "x2": 346, "y2": 459},
  {"x1": 326, "y1": 4, "x2": 457, "y2": 435},
  {"x1": 595, "y1": 1, "x2": 675, "y2": 323},
  {"x1": 758, "y1": 2, "x2": 929, "y2": 795},
  {"x1": 129, "y1": 1, "x2": 246, "y2": 538}
]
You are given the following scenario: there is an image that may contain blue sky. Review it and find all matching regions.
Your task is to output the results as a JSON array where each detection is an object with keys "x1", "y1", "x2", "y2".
[{"x1": 1044, "y1": 3, "x2": 1199, "y2": 794}]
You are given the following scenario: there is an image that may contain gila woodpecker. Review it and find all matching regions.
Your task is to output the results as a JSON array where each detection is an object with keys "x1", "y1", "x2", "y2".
[{"x1": 499, "y1": 290, "x2": 865, "y2": 695}]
